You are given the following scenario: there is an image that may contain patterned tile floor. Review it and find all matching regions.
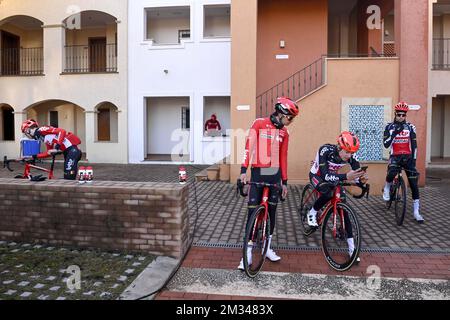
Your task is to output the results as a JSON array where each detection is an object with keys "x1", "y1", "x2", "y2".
[{"x1": 0, "y1": 241, "x2": 155, "y2": 300}]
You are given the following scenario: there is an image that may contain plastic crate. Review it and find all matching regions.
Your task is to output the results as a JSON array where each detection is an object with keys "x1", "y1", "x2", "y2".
[{"x1": 22, "y1": 139, "x2": 41, "y2": 156}]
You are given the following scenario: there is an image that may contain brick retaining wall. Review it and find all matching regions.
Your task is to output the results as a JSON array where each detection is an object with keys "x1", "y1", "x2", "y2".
[{"x1": 0, "y1": 179, "x2": 190, "y2": 258}]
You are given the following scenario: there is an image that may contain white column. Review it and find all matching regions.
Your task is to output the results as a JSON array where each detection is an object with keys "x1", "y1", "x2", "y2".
[{"x1": 42, "y1": 25, "x2": 65, "y2": 75}]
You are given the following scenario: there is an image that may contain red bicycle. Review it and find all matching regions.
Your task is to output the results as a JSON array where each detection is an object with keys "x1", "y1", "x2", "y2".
[
  {"x1": 3, "y1": 152, "x2": 62, "y2": 181},
  {"x1": 237, "y1": 179, "x2": 284, "y2": 278},
  {"x1": 298, "y1": 181, "x2": 369, "y2": 271}
]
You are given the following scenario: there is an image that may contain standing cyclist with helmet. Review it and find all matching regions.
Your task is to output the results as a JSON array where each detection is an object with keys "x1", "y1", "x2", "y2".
[
  {"x1": 382, "y1": 102, "x2": 424, "y2": 223},
  {"x1": 238, "y1": 97, "x2": 299, "y2": 270},
  {"x1": 21, "y1": 119, "x2": 82, "y2": 180},
  {"x1": 307, "y1": 132, "x2": 368, "y2": 261}
]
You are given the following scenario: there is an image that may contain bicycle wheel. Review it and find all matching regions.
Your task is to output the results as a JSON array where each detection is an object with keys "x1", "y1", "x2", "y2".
[
  {"x1": 321, "y1": 203, "x2": 361, "y2": 271},
  {"x1": 243, "y1": 206, "x2": 270, "y2": 278},
  {"x1": 394, "y1": 176, "x2": 407, "y2": 226},
  {"x1": 298, "y1": 184, "x2": 318, "y2": 236}
]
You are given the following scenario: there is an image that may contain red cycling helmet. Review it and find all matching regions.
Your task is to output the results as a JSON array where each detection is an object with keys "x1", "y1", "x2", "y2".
[
  {"x1": 275, "y1": 97, "x2": 300, "y2": 117},
  {"x1": 21, "y1": 119, "x2": 39, "y2": 133},
  {"x1": 395, "y1": 101, "x2": 409, "y2": 113},
  {"x1": 338, "y1": 131, "x2": 360, "y2": 153}
]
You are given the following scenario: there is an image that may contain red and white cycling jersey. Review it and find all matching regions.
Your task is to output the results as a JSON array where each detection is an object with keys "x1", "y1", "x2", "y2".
[
  {"x1": 36, "y1": 126, "x2": 81, "y2": 159},
  {"x1": 384, "y1": 122, "x2": 417, "y2": 157}
]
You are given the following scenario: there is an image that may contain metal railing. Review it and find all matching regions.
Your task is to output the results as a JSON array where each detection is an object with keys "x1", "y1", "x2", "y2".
[
  {"x1": 256, "y1": 56, "x2": 326, "y2": 117},
  {"x1": 433, "y1": 38, "x2": 450, "y2": 70},
  {"x1": 0, "y1": 47, "x2": 43, "y2": 76},
  {"x1": 63, "y1": 43, "x2": 117, "y2": 73}
]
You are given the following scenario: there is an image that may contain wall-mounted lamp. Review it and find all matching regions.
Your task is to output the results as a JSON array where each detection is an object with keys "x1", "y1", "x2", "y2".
[{"x1": 280, "y1": 40, "x2": 286, "y2": 49}]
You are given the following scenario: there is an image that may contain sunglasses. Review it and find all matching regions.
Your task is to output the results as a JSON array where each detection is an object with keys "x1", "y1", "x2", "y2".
[
  {"x1": 396, "y1": 113, "x2": 407, "y2": 118},
  {"x1": 282, "y1": 115, "x2": 294, "y2": 121}
]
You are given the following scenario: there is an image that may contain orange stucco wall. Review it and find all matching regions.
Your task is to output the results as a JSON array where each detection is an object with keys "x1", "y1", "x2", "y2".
[
  {"x1": 231, "y1": 58, "x2": 400, "y2": 194},
  {"x1": 357, "y1": 0, "x2": 394, "y2": 55},
  {"x1": 285, "y1": 58, "x2": 399, "y2": 194},
  {"x1": 395, "y1": 0, "x2": 429, "y2": 186},
  {"x1": 256, "y1": 0, "x2": 328, "y2": 95},
  {"x1": 230, "y1": 0, "x2": 258, "y2": 178}
]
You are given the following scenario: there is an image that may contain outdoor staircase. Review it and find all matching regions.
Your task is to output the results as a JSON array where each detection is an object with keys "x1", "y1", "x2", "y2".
[
  {"x1": 195, "y1": 157, "x2": 230, "y2": 182},
  {"x1": 256, "y1": 56, "x2": 327, "y2": 117}
]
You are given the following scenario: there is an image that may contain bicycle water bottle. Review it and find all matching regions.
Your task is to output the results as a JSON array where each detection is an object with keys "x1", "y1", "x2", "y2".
[
  {"x1": 77, "y1": 167, "x2": 86, "y2": 184},
  {"x1": 85, "y1": 166, "x2": 93, "y2": 183},
  {"x1": 179, "y1": 166, "x2": 187, "y2": 184}
]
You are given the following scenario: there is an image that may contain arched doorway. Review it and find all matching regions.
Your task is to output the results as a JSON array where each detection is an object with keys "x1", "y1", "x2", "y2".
[
  {"x1": 62, "y1": 11, "x2": 118, "y2": 73},
  {"x1": 0, "y1": 104, "x2": 14, "y2": 141},
  {"x1": 95, "y1": 102, "x2": 119, "y2": 142},
  {"x1": 25, "y1": 100, "x2": 86, "y2": 155},
  {"x1": 0, "y1": 15, "x2": 43, "y2": 76}
]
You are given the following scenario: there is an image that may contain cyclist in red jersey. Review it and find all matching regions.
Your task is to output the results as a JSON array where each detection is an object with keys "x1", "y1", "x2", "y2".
[
  {"x1": 238, "y1": 97, "x2": 299, "y2": 270},
  {"x1": 382, "y1": 102, "x2": 424, "y2": 223},
  {"x1": 21, "y1": 119, "x2": 82, "y2": 180}
]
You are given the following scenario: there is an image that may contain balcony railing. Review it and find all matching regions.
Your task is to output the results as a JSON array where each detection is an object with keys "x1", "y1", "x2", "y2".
[
  {"x1": 433, "y1": 38, "x2": 450, "y2": 70},
  {"x1": 63, "y1": 43, "x2": 117, "y2": 73},
  {"x1": 0, "y1": 47, "x2": 43, "y2": 76}
]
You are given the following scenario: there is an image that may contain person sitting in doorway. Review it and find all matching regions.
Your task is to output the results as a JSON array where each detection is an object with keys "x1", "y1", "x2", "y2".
[{"x1": 204, "y1": 114, "x2": 222, "y2": 137}]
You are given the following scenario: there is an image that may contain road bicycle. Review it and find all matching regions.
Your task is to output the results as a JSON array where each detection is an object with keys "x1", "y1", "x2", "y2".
[
  {"x1": 385, "y1": 168, "x2": 420, "y2": 226},
  {"x1": 298, "y1": 181, "x2": 369, "y2": 271},
  {"x1": 237, "y1": 179, "x2": 284, "y2": 278},
  {"x1": 3, "y1": 151, "x2": 62, "y2": 181}
]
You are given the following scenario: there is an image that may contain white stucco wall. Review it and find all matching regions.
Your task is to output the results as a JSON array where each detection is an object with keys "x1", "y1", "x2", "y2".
[
  {"x1": 0, "y1": 0, "x2": 128, "y2": 163},
  {"x1": 129, "y1": 0, "x2": 231, "y2": 164},
  {"x1": 146, "y1": 97, "x2": 190, "y2": 155}
]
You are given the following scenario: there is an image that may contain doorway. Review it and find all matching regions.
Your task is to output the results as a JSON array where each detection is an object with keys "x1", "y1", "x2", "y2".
[{"x1": 1, "y1": 31, "x2": 20, "y2": 75}]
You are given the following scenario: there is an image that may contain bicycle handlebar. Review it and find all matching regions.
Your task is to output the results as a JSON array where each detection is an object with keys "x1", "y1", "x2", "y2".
[
  {"x1": 320, "y1": 181, "x2": 370, "y2": 199},
  {"x1": 236, "y1": 179, "x2": 285, "y2": 201},
  {"x1": 3, "y1": 152, "x2": 63, "y2": 172}
]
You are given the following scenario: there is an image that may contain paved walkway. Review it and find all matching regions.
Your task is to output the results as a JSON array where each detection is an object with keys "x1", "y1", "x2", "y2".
[
  {"x1": 1, "y1": 163, "x2": 449, "y2": 300},
  {"x1": 156, "y1": 247, "x2": 449, "y2": 300}
]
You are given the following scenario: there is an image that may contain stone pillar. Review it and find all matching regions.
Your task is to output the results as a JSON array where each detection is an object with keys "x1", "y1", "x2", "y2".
[{"x1": 395, "y1": 0, "x2": 429, "y2": 186}]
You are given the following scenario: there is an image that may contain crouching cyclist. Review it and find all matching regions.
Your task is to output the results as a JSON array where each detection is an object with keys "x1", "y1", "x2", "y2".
[
  {"x1": 21, "y1": 119, "x2": 82, "y2": 180},
  {"x1": 238, "y1": 97, "x2": 299, "y2": 270},
  {"x1": 307, "y1": 131, "x2": 368, "y2": 262}
]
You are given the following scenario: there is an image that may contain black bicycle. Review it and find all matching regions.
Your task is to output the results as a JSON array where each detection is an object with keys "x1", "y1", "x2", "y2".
[{"x1": 385, "y1": 168, "x2": 419, "y2": 226}]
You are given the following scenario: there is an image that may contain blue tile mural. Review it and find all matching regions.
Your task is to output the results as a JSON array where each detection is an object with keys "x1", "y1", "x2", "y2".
[{"x1": 349, "y1": 105, "x2": 384, "y2": 161}]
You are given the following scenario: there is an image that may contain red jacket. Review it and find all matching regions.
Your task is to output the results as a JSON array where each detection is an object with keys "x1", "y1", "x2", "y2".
[
  {"x1": 241, "y1": 117, "x2": 289, "y2": 183},
  {"x1": 36, "y1": 126, "x2": 81, "y2": 159}
]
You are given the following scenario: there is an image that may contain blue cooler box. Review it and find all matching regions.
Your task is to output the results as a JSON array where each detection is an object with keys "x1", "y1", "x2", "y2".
[{"x1": 22, "y1": 140, "x2": 41, "y2": 156}]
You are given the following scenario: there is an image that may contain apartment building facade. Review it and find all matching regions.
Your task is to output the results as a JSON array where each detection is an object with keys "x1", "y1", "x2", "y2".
[
  {"x1": 128, "y1": 0, "x2": 231, "y2": 164},
  {"x1": 229, "y1": 0, "x2": 430, "y2": 193},
  {"x1": 0, "y1": 0, "x2": 128, "y2": 163}
]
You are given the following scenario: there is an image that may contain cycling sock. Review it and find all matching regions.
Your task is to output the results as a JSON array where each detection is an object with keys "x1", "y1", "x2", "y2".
[
  {"x1": 384, "y1": 182, "x2": 392, "y2": 192},
  {"x1": 413, "y1": 199, "x2": 420, "y2": 214},
  {"x1": 347, "y1": 237, "x2": 355, "y2": 256}
]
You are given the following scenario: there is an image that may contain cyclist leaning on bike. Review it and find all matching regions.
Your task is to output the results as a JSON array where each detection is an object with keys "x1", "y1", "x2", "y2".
[
  {"x1": 238, "y1": 97, "x2": 299, "y2": 270},
  {"x1": 21, "y1": 119, "x2": 82, "y2": 180},
  {"x1": 307, "y1": 132, "x2": 368, "y2": 261},
  {"x1": 382, "y1": 102, "x2": 424, "y2": 223}
]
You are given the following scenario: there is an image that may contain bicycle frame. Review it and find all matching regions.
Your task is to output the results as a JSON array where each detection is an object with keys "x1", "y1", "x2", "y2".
[
  {"x1": 313, "y1": 185, "x2": 346, "y2": 238},
  {"x1": 249, "y1": 186, "x2": 270, "y2": 243},
  {"x1": 4, "y1": 153, "x2": 61, "y2": 180}
]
